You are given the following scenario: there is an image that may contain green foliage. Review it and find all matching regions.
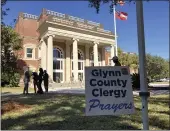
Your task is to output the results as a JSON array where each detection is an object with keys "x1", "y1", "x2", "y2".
[
  {"x1": 118, "y1": 47, "x2": 169, "y2": 81},
  {"x1": 1, "y1": 26, "x2": 23, "y2": 87},
  {"x1": 131, "y1": 73, "x2": 150, "y2": 90},
  {"x1": 118, "y1": 47, "x2": 138, "y2": 70},
  {"x1": 131, "y1": 73, "x2": 140, "y2": 90},
  {"x1": 146, "y1": 54, "x2": 169, "y2": 80},
  {"x1": 1, "y1": 73, "x2": 20, "y2": 87},
  {"x1": 1, "y1": 1, "x2": 23, "y2": 87},
  {"x1": 8, "y1": 73, "x2": 21, "y2": 87}
]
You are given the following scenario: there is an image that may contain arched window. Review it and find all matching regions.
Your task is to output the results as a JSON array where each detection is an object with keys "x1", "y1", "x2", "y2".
[
  {"x1": 90, "y1": 52, "x2": 102, "y2": 66},
  {"x1": 53, "y1": 47, "x2": 63, "y2": 58},
  {"x1": 53, "y1": 47, "x2": 64, "y2": 83},
  {"x1": 71, "y1": 49, "x2": 84, "y2": 60}
]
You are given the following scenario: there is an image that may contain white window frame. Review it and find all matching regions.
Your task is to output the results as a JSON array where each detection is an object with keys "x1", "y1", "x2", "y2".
[
  {"x1": 71, "y1": 49, "x2": 84, "y2": 81},
  {"x1": 53, "y1": 46, "x2": 65, "y2": 83},
  {"x1": 90, "y1": 52, "x2": 102, "y2": 66},
  {"x1": 23, "y1": 44, "x2": 36, "y2": 60},
  {"x1": 26, "y1": 48, "x2": 33, "y2": 58}
]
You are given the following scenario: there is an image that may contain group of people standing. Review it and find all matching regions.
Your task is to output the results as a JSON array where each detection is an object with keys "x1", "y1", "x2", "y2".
[
  {"x1": 23, "y1": 67, "x2": 49, "y2": 95},
  {"x1": 23, "y1": 56, "x2": 120, "y2": 95}
]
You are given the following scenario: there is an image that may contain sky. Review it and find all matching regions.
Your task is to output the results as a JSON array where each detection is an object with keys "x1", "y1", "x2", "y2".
[{"x1": 3, "y1": 1, "x2": 169, "y2": 59}]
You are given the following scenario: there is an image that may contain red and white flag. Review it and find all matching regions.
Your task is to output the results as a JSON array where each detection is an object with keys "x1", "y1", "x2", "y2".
[
  {"x1": 115, "y1": 11, "x2": 128, "y2": 20},
  {"x1": 118, "y1": 0, "x2": 125, "y2": 6}
]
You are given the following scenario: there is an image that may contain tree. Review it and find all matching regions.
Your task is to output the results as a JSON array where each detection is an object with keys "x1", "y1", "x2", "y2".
[
  {"x1": 145, "y1": 54, "x2": 168, "y2": 80},
  {"x1": 118, "y1": 48, "x2": 138, "y2": 71},
  {"x1": 1, "y1": 0, "x2": 23, "y2": 87},
  {"x1": 88, "y1": 0, "x2": 137, "y2": 14},
  {"x1": 159, "y1": 59, "x2": 169, "y2": 79}
]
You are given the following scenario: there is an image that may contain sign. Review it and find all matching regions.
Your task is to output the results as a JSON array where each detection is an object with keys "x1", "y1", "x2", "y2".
[{"x1": 85, "y1": 66, "x2": 135, "y2": 116}]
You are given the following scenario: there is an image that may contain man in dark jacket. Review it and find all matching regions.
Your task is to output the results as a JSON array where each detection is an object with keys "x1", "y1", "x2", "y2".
[
  {"x1": 37, "y1": 68, "x2": 44, "y2": 94},
  {"x1": 32, "y1": 72, "x2": 39, "y2": 94},
  {"x1": 43, "y1": 70, "x2": 49, "y2": 92},
  {"x1": 23, "y1": 67, "x2": 30, "y2": 94},
  {"x1": 111, "y1": 56, "x2": 121, "y2": 66}
]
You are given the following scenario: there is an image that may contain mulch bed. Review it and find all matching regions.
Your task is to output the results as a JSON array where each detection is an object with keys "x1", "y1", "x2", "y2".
[{"x1": 1, "y1": 100, "x2": 31, "y2": 115}]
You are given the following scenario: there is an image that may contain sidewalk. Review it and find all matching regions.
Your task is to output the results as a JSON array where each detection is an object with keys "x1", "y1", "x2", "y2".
[
  {"x1": 2, "y1": 87, "x2": 169, "y2": 97},
  {"x1": 1, "y1": 88, "x2": 139, "y2": 96}
]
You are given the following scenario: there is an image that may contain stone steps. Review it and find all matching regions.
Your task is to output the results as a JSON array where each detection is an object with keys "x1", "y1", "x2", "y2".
[
  {"x1": 49, "y1": 82, "x2": 85, "y2": 88},
  {"x1": 19, "y1": 81, "x2": 85, "y2": 89}
]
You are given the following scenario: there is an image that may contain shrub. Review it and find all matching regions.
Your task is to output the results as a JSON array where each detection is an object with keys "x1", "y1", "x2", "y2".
[
  {"x1": 1, "y1": 73, "x2": 9, "y2": 87},
  {"x1": 1, "y1": 73, "x2": 20, "y2": 87},
  {"x1": 131, "y1": 73, "x2": 150, "y2": 90},
  {"x1": 8, "y1": 73, "x2": 21, "y2": 87}
]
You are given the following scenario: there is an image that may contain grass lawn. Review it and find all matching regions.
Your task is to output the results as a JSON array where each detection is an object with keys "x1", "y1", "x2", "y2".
[
  {"x1": 1, "y1": 87, "x2": 34, "y2": 94},
  {"x1": 1, "y1": 93, "x2": 169, "y2": 130}
]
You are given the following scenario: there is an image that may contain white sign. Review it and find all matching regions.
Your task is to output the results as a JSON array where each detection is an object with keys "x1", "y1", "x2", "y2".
[{"x1": 85, "y1": 66, "x2": 135, "y2": 116}]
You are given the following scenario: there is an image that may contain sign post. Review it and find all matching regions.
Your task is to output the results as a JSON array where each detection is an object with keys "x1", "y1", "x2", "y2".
[
  {"x1": 136, "y1": 0, "x2": 150, "y2": 130},
  {"x1": 85, "y1": 66, "x2": 135, "y2": 116}
]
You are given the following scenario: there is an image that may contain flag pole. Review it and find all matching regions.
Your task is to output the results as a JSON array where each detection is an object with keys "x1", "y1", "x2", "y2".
[
  {"x1": 113, "y1": 4, "x2": 118, "y2": 56},
  {"x1": 136, "y1": 1, "x2": 150, "y2": 130}
]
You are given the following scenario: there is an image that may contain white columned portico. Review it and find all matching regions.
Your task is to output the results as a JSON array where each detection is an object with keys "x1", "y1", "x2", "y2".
[
  {"x1": 40, "y1": 39, "x2": 47, "y2": 70},
  {"x1": 72, "y1": 38, "x2": 79, "y2": 82},
  {"x1": 47, "y1": 35, "x2": 54, "y2": 81},
  {"x1": 101, "y1": 47, "x2": 105, "y2": 66},
  {"x1": 110, "y1": 45, "x2": 115, "y2": 66},
  {"x1": 85, "y1": 44, "x2": 90, "y2": 66},
  {"x1": 93, "y1": 42, "x2": 99, "y2": 66},
  {"x1": 65, "y1": 41, "x2": 71, "y2": 82}
]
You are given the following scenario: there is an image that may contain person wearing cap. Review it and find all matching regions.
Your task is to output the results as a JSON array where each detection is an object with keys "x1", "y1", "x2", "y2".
[{"x1": 111, "y1": 56, "x2": 121, "y2": 66}]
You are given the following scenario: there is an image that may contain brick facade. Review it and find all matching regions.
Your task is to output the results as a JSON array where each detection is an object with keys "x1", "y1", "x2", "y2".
[{"x1": 15, "y1": 12, "x2": 40, "y2": 72}]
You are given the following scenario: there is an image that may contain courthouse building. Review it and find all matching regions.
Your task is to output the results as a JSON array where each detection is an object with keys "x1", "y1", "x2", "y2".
[{"x1": 15, "y1": 9, "x2": 116, "y2": 83}]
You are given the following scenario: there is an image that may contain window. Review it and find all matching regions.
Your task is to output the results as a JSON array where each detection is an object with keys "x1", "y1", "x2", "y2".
[
  {"x1": 24, "y1": 44, "x2": 36, "y2": 60},
  {"x1": 26, "y1": 48, "x2": 33, "y2": 58},
  {"x1": 53, "y1": 47, "x2": 64, "y2": 83},
  {"x1": 71, "y1": 49, "x2": 84, "y2": 81},
  {"x1": 90, "y1": 52, "x2": 102, "y2": 66}
]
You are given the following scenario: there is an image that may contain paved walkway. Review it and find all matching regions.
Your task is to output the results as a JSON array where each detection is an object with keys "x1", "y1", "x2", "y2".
[{"x1": 1, "y1": 87, "x2": 169, "y2": 97}]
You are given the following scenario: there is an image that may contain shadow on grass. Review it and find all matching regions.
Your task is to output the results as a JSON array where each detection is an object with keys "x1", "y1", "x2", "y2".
[
  {"x1": 1, "y1": 93, "x2": 169, "y2": 130},
  {"x1": 1, "y1": 94, "x2": 140, "y2": 130},
  {"x1": 1, "y1": 92, "x2": 11, "y2": 94}
]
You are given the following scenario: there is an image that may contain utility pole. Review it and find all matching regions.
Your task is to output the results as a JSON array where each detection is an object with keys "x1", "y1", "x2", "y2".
[{"x1": 136, "y1": 0, "x2": 150, "y2": 130}]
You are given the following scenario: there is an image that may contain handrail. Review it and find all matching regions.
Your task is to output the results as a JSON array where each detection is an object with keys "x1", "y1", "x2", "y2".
[
  {"x1": 46, "y1": 9, "x2": 100, "y2": 27},
  {"x1": 23, "y1": 13, "x2": 38, "y2": 19},
  {"x1": 46, "y1": 10, "x2": 65, "y2": 18}
]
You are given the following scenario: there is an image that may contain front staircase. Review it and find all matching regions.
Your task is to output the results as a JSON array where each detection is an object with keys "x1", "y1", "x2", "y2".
[{"x1": 49, "y1": 81, "x2": 85, "y2": 89}]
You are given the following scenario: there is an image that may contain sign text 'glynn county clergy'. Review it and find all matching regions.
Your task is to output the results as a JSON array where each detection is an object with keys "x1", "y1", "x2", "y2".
[{"x1": 85, "y1": 66, "x2": 135, "y2": 116}]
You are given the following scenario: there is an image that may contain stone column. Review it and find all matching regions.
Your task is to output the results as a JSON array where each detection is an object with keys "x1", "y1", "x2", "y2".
[
  {"x1": 47, "y1": 35, "x2": 54, "y2": 81},
  {"x1": 65, "y1": 41, "x2": 71, "y2": 82},
  {"x1": 40, "y1": 40, "x2": 43, "y2": 68},
  {"x1": 72, "y1": 38, "x2": 79, "y2": 82},
  {"x1": 93, "y1": 42, "x2": 99, "y2": 66},
  {"x1": 85, "y1": 44, "x2": 90, "y2": 66},
  {"x1": 101, "y1": 47, "x2": 106, "y2": 66},
  {"x1": 110, "y1": 45, "x2": 115, "y2": 66},
  {"x1": 40, "y1": 39, "x2": 47, "y2": 70}
]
